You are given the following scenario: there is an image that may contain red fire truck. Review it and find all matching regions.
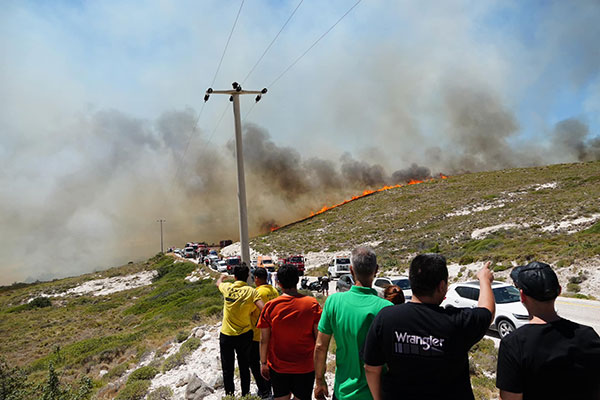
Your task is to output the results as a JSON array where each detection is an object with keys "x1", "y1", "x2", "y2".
[{"x1": 282, "y1": 255, "x2": 305, "y2": 276}]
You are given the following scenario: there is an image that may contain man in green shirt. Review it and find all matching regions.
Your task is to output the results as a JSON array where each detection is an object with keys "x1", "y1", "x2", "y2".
[{"x1": 314, "y1": 247, "x2": 392, "y2": 400}]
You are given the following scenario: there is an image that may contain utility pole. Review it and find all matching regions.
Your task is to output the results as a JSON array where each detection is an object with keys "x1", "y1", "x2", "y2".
[
  {"x1": 204, "y1": 82, "x2": 267, "y2": 266},
  {"x1": 157, "y1": 219, "x2": 165, "y2": 253}
]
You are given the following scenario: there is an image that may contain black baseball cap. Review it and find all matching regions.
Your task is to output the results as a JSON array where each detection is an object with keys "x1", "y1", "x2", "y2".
[{"x1": 510, "y1": 261, "x2": 560, "y2": 301}]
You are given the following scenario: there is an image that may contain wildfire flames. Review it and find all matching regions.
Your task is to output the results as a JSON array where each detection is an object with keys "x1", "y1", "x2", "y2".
[{"x1": 271, "y1": 174, "x2": 448, "y2": 231}]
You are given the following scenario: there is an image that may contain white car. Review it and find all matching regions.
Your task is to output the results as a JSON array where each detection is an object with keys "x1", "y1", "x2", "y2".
[
  {"x1": 217, "y1": 260, "x2": 228, "y2": 273},
  {"x1": 327, "y1": 256, "x2": 351, "y2": 279},
  {"x1": 373, "y1": 276, "x2": 413, "y2": 301},
  {"x1": 441, "y1": 281, "x2": 529, "y2": 338}
]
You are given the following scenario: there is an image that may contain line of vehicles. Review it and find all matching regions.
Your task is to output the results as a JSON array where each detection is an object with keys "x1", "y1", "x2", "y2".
[{"x1": 173, "y1": 245, "x2": 526, "y2": 339}]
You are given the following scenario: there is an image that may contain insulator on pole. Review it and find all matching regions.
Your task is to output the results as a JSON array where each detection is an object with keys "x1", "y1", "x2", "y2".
[
  {"x1": 207, "y1": 88, "x2": 213, "y2": 93},
  {"x1": 204, "y1": 94, "x2": 210, "y2": 102},
  {"x1": 255, "y1": 95, "x2": 261, "y2": 102},
  {"x1": 229, "y1": 95, "x2": 234, "y2": 102},
  {"x1": 261, "y1": 88, "x2": 268, "y2": 94}
]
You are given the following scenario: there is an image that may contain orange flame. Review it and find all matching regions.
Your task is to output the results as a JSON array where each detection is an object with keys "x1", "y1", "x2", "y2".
[{"x1": 270, "y1": 175, "x2": 448, "y2": 232}]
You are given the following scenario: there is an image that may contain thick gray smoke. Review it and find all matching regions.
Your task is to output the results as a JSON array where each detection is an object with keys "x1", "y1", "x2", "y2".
[
  {"x1": 551, "y1": 118, "x2": 600, "y2": 162},
  {"x1": 2, "y1": 106, "x2": 599, "y2": 285}
]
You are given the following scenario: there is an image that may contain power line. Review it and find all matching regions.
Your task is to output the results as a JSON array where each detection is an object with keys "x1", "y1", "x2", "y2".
[
  {"x1": 241, "y1": 0, "x2": 304, "y2": 85},
  {"x1": 268, "y1": 0, "x2": 362, "y2": 88},
  {"x1": 211, "y1": 0, "x2": 245, "y2": 87},
  {"x1": 170, "y1": 0, "x2": 245, "y2": 186}
]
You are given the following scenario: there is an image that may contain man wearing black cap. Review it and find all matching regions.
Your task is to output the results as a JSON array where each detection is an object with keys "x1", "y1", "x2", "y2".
[{"x1": 496, "y1": 261, "x2": 600, "y2": 400}]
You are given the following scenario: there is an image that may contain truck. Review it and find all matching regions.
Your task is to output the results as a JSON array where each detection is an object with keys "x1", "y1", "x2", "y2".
[
  {"x1": 225, "y1": 256, "x2": 241, "y2": 274},
  {"x1": 283, "y1": 255, "x2": 305, "y2": 276}
]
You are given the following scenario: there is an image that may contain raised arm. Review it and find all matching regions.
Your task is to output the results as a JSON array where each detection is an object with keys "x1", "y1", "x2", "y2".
[
  {"x1": 314, "y1": 331, "x2": 332, "y2": 400},
  {"x1": 216, "y1": 273, "x2": 229, "y2": 287},
  {"x1": 477, "y1": 261, "x2": 495, "y2": 321}
]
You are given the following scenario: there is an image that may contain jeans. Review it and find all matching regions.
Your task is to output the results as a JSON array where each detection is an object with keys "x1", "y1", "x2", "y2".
[
  {"x1": 250, "y1": 340, "x2": 272, "y2": 396},
  {"x1": 219, "y1": 330, "x2": 253, "y2": 395}
]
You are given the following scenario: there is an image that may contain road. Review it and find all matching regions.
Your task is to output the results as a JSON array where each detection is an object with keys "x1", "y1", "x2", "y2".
[
  {"x1": 555, "y1": 297, "x2": 600, "y2": 335},
  {"x1": 307, "y1": 277, "x2": 600, "y2": 343}
]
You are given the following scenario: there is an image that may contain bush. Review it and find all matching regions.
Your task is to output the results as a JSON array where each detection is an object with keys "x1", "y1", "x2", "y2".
[
  {"x1": 176, "y1": 331, "x2": 189, "y2": 343},
  {"x1": 29, "y1": 297, "x2": 52, "y2": 309},
  {"x1": 567, "y1": 283, "x2": 581, "y2": 293},
  {"x1": 147, "y1": 386, "x2": 173, "y2": 400},
  {"x1": 0, "y1": 357, "x2": 29, "y2": 400},
  {"x1": 162, "y1": 352, "x2": 185, "y2": 373},
  {"x1": 105, "y1": 362, "x2": 129, "y2": 380},
  {"x1": 180, "y1": 337, "x2": 202, "y2": 355},
  {"x1": 459, "y1": 255, "x2": 474, "y2": 265},
  {"x1": 116, "y1": 380, "x2": 150, "y2": 400},
  {"x1": 127, "y1": 366, "x2": 158, "y2": 384}
]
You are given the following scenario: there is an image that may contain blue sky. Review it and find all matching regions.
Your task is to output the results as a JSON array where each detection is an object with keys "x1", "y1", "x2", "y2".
[{"x1": 1, "y1": 0, "x2": 598, "y2": 284}]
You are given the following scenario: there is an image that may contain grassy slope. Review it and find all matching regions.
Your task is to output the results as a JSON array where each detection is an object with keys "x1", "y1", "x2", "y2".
[
  {"x1": 253, "y1": 161, "x2": 600, "y2": 270},
  {"x1": 0, "y1": 255, "x2": 221, "y2": 389},
  {"x1": 0, "y1": 161, "x2": 598, "y2": 398}
]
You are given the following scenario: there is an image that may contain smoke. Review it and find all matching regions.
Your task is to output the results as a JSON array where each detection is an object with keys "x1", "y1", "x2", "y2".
[
  {"x1": 551, "y1": 118, "x2": 600, "y2": 162},
  {"x1": 2, "y1": 0, "x2": 600, "y2": 284}
]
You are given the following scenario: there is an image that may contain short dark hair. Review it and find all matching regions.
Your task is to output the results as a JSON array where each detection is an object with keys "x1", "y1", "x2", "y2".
[
  {"x1": 276, "y1": 264, "x2": 299, "y2": 289},
  {"x1": 409, "y1": 253, "x2": 448, "y2": 297},
  {"x1": 351, "y1": 246, "x2": 378, "y2": 282},
  {"x1": 233, "y1": 264, "x2": 250, "y2": 282},
  {"x1": 253, "y1": 267, "x2": 268, "y2": 281}
]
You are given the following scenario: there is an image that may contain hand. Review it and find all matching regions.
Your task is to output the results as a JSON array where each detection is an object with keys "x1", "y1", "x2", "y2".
[
  {"x1": 260, "y1": 364, "x2": 270, "y2": 381},
  {"x1": 314, "y1": 380, "x2": 329, "y2": 400},
  {"x1": 477, "y1": 261, "x2": 494, "y2": 284}
]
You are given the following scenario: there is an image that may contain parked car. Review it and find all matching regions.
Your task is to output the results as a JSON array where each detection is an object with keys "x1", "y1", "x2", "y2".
[
  {"x1": 183, "y1": 247, "x2": 197, "y2": 258},
  {"x1": 257, "y1": 256, "x2": 276, "y2": 272},
  {"x1": 328, "y1": 256, "x2": 351, "y2": 279},
  {"x1": 336, "y1": 274, "x2": 354, "y2": 292},
  {"x1": 217, "y1": 260, "x2": 228, "y2": 273},
  {"x1": 440, "y1": 281, "x2": 529, "y2": 338},
  {"x1": 373, "y1": 276, "x2": 413, "y2": 301}
]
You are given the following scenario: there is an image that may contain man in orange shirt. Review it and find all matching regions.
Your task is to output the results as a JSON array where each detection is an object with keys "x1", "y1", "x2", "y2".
[{"x1": 258, "y1": 265, "x2": 322, "y2": 400}]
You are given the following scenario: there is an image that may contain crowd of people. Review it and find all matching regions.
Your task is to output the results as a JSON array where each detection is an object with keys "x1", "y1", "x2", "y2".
[{"x1": 216, "y1": 247, "x2": 600, "y2": 400}]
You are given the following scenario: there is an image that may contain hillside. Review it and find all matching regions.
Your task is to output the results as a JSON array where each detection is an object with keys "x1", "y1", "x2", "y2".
[
  {"x1": 0, "y1": 161, "x2": 599, "y2": 400},
  {"x1": 251, "y1": 160, "x2": 600, "y2": 297}
]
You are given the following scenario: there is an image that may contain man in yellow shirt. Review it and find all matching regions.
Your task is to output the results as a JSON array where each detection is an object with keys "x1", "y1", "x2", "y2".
[
  {"x1": 250, "y1": 267, "x2": 280, "y2": 399},
  {"x1": 217, "y1": 264, "x2": 265, "y2": 396}
]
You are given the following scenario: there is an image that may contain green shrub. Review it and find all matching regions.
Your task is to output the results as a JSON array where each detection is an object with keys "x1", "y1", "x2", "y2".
[
  {"x1": 0, "y1": 357, "x2": 29, "y2": 400},
  {"x1": 127, "y1": 366, "x2": 158, "y2": 383},
  {"x1": 161, "y1": 352, "x2": 185, "y2": 373},
  {"x1": 116, "y1": 380, "x2": 150, "y2": 400},
  {"x1": 147, "y1": 386, "x2": 173, "y2": 400},
  {"x1": 582, "y1": 221, "x2": 600, "y2": 234},
  {"x1": 566, "y1": 283, "x2": 581, "y2": 293},
  {"x1": 180, "y1": 337, "x2": 202, "y2": 355},
  {"x1": 202, "y1": 305, "x2": 222, "y2": 316},
  {"x1": 459, "y1": 255, "x2": 474, "y2": 265},
  {"x1": 176, "y1": 331, "x2": 189, "y2": 343},
  {"x1": 105, "y1": 362, "x2": 129, "y2": 380},
  {"x1": 29, "y1": 297, "x2": 52, "y2": 309},
  {"x1": 493, "y1": 264, "x2": 509, "y2": 272}
]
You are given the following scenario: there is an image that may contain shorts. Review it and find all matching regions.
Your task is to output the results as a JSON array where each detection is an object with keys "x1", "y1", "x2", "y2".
[{"x1": 269, "y1": 368, "x2": 315, "y2": 400}]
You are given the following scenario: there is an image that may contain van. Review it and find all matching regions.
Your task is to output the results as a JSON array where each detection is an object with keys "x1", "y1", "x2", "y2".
[{"x1": 257, "y1": 256, "x2": 276, "y2": 272}]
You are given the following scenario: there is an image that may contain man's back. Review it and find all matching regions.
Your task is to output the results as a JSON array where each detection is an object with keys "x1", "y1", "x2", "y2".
[
  {"x1": 497, "y1": 318, "x2": 600, "y2": 399},
  {"x1": 258, "y1": 294, "x2": 322, "y2": 373},
  {"x1": 363, "y1": 302, "x2": 491, "y2": 400},
  {"x1": 219, "y1": 281, "x2": 260, "y2": 335},
  {"x1": 318, "y1": 286, "x2": 392, "y2": 399}
]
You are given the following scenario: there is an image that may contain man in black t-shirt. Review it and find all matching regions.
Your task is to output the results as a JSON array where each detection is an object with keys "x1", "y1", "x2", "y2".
[
  {"x1": 363, "y1": 254, "x2": 495, "y2": 400},
  {"x1": 496, "y1": 261, "x2": 600, "y2": 400}
]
